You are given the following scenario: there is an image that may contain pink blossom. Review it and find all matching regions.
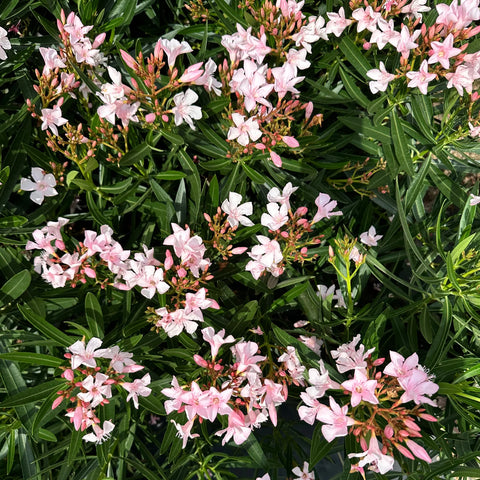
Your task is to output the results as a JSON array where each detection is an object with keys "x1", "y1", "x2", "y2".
[
  {"x1": 326, "y1": 7, "x2": 353, "y2": 37},
  {"x1": 158, "y1": 38, "x2": 192, "y2": 67},
  {"x1": 215, "y1": 409, "x2": 252, "y2": 445},
  {"x1": 298, "y1": 391, "x2": 324, "y2": 424},
  {"x1": 348, "y1": 436, "x2": 394, "y2": 474},
  {"x1": 405, "y1": 439, "x2": 432, "y2": 463},
  {"x1": 428, "y1": 34, "x2": 461, "y2": 69},
  {"x1": 39, "y1": 47, "x2": 66, "y2": 74},
  {"x1": 367, "y1": 62, "x2": 395, "y2": 94},
  {"x1": 227, "y1": 112, "x2": 262, "y2": 146},
  {"x1": 270, "y1": 150, "x2": 282, "y2": 167},
  {"x1": 97, "y1": 346, "x2": 137, "y2": 373},
  {"x1": 398, "y1": 368, "x2": 439, "y2": 406},
  {"x1": 406, "y1": 60, "x2": 437, "y2": 94},
  {"x1": 311, "y1": 193, "x2": 342, "y2": 223},
  {"x1": 401, "y1": 0, "x2": 431, "y2": 20},
  {"x1": 352, "y1": 7, "x2": 381, "y2": 32},
  {"x1": 369, "y1": 19, "x2": 401, "y2": 50},
  {"x1": 383, "y1": 351, "x2": 419, "y2": 378},
  {"x1": 171, "y1": 89, "x2": 202, "y2": 130},
  {"x1": 267, "y1": 182, "x2": 298, "y2": 209},
  {"x1": 317, "y1": 396, "x2": 355, "y2": 442},
  {"x1": 261, "y1": 202, "x2": 289, "y2": 230},
  {"x1": 172, "y1": 419, "x2": 199, "y2": 448},
  {"x1": 292, "y1": 461, "x2": 315, "y2": 480},
  {"x1": 0, "y1": 27, "x2": 11, "y2": 60},
  {"x1": 64, "y1": 13, "x2": 93, "y2": 44},
  {"x1": 470, "y1": 193, "x2": 480, "y2": 206},
  {"x1": 221, "y1": 191, "x2": 254, "y2": 227},
  {"x1": 360, "y1": 226, "x2": 383, "y2": 246},
  {"x1": 342, "y1": 369, "x2": 379, "y2": 407},
  {"x1": 299, "y1": 335, "x2": 323, "y2": 355},
  {"x1": 436, "y1": 0, "x2": 480, "y2": 30},
  {"x1": 179, "y1": 62, "x2": 204, "y2": 83},
  {"x1": 40, "y1": 104, "x2": 68, "y2": 136},
  {"x1": 206, "y1": 387, "x2": 233, "y2": 421},
  {"x1": 232, "y1": 341, "x2": 266, "y2": 374},
  {"x1": 285, "y1": 48, "x2": 311, "y2": 73},
  {"x1": 194, "y1": 58, "x2": 222, "y2": 95},
  {"x1": 248, "y1": 235, "x2": 283, "y2": 269},
  {"x1": 396, "y1": 25, "x2": 420, "y2": 60},
  {"x1": 82, "y1": 420, "x2": 115, "y2": 444},
  {"x1": 20, "y1": 167, "x2": 58, "y2": 205},
  {"x1": 260, "y1": 379, "x2": 286, "y2": 426},
  {"x1": 331, "y1": 335, "x2": 374, "y2": 374},
  {"x1": 271, "y1": 64, "x2": 304, "y2": 99},
  {"x1": 68, "y1": 337, "x2": 104, "y2": 369},
  {"x1": 306, "y1": 360, "x2": 341, "y2": 398},
  {"x1": 77, "y1": 372, "x2": 112, "y2": 408},
  {"x1": 201, "y1": 327, "x2": 235, "y2": 359},
  {"x1": 122, "y1": 373, "x2": 152, "y2": 408},
  {"x1": 154, "y1": 307, "x2": 202, "y2": 337}
]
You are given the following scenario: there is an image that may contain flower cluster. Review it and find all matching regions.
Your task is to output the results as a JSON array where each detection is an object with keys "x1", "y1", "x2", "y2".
[
  {"x1": 245, "y1": 184, "x2": 342, "y2": 281},
  {"x1": 298, "y1": 335, "x2": 439, "y2": 476},
  {"x1": 162, "y1": 327, "x2": 305, "y2": 448},
  {"x1": 53, "y1": 337, "x2": 151, "y2": 444}
]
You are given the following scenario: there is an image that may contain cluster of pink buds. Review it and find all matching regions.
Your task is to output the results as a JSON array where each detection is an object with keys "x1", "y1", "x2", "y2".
[
  {"x1": 245, "y1": 184, "x2": 342, "y2": 282},
  {"x1": 298, "y1": 335, "x2": 439, "y2": 476},
  {"x1": 162, "y1": 327, "x2": 306, "y2": 448},
  {"x1": 53, "y1": 337, "x2": 151, "y2": 444}
]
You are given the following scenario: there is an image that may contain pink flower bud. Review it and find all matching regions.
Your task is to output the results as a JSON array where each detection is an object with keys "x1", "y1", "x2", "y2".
[
  {"x1": 120, "y1": 49, "x2": 137, "y2": 69},
  {"x1": 62, "y1": 368, "x2": 74, "y2": 381},
  {"x1": 145, "y1": 113, "x2": 156, "y2": 123},
  {"x1": 419, "y1": 413, "x2": 437, "y2": 422},
  {"x1": 270, "y1": 150, "x2": 282, "y2": 167},
  {"x1": 305, "y1": 101, "x2": 313, "y2": 119},
  {"x1": 194, "y1": 354, "x2": 208, "y2": 367},
  {"x1": 164, "y1": 250, "x2": 174, "y2": 270},
  {"x1": 255, "y1": 143, "x2": 266, "y2": 150},
  {"x1": 154, "y1": 40, "x2": 163, "y2": 59},
  {"x1": 177, "y1": 267, "x2": 187, "y2": 278},
  {"x1": 282, "y1": 136, "x2": 299, "y2": 148},
  {"x1": 162, "y1": 114, "x2": 169, "y2": 122},
  {"x1": 57, "y1": 97, "x2": 64, "y2": 107},
  {"x1": 295, "y1": 206, "x2": 308, "y2": 216},
  {"x1": 84, "y1": 267, "x2": 96, "y2": 278},
  {"x1": 52, "y1": 395, "x2": 64, "y2": 410},
  {"x1": 231, "y1": 247, "x2": 248, "y2": 255},
  {"x1": 405, "y1": 439, "x2": 432, "y2": 463},
  {"x1": 384, "y1": 425, "x2": 394, "y2": 439},
  {"x1": 394, "y1": 442, "x2": 415, "y2": 460},
  {"x1": 373, "y1": 357, "x2": 385, "y2": 366},
  {"x1": 122, "y1": 364, "x2": 144, "y2": 373},
  {"x1": 92, "y1": 32, "x2": 107, "y2": 49},
  {"x1": 55, "y1": 239, "x2": 65, "y2": 250}
]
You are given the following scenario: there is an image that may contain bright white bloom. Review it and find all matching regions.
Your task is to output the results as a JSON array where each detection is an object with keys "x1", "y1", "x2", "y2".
[
  {"x1": 261, "y1": 202, "x2": 289, "y2": 230},
  {"x1": 267, "y1": 182, "x2": 298, "y2": 208},
  {"x1": 292, "y1": 461, "x2": 315, "y2": 480},
  {"x1": 221, "y1": 192, "x2": 254, "y2": 228},
  {"x1": 20, "y1": 167, "x2": 58, "y2": 205},
  {"x1": 0, "y1": 27, "x2": 11, "y2": 60},
  {"x1": 360, "y1": 226, "x2": 383, "y2": 246},
  {"x1": 171, "y1": 89, "x2": 202, "y2": 130},
  {"x1": 470, "y1": 194, "x2": 480, "y2": 206},
  {"x1": 367, "y1": 62, "x2": 396, "y2": 94}
]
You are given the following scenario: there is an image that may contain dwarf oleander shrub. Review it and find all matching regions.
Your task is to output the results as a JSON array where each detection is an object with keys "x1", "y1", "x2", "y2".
[{"x1": 0, "y1": 1, "x2": 479, "y2": 479}]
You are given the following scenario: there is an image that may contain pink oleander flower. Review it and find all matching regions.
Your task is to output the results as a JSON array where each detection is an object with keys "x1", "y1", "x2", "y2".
[
  {"x1": 469, "y1": 123, "x2": 480, "y2": 138},
  {"x1": 267, "y1": 182, "x2": 298, "y2": 209},
  {"x1": 77, "y1": 372, "x2": 112, "y2": 408},
  {"x1": 383, "y1": 351, "x2": 419, "y2": 379},
  {"x1": 0, "y1": 27, "x2": 11, "y2": 60},
  {"x1": 64, "y1": 12, "x2": 93, "y2": 44},
  {"x1": 398, "y1": 368, "x2": 439, "y2": 406},
  {"x1": 292, "y1": 461, "x2": 315, "y2": 480},
  {"x1": 194, "y1": 58, "x2": 222, "y2": 95},
  {"x1": 360, "y1": 226, "x2": 383, "y2": 246},
  {"x1": 367, "y1": 62, "x2": 396, "y2": 94},
  {"x1": 306, "y1": 360, "x2": 341, "y2": 398},
  {"x1": 171, "y1": 89, "x2": 202, "y2": 130},
  {"x1": 248, "y1": 235, "x2": 283, "y2": 269},
  {"x1": 326, "y1": 7, "x2": 353, "y2": 37},
  {"x1": 158, "y1": 38, "x2": 192, "y2": 67},
  {"x1": 260, "y1": 379, "x2": 286, "y2": 426},
  {"x1": 342, "y1": 369, "x2": 379, "y2": 407},
  {"x1": 201, "y1": 327, "x2": 235, "y2": 359},
  {"x1": 352, "y1": 6, "x2": 381, "y2": 32},
  {"x1": 285, "y1": 48, "x2": 311, "y2": 73},
  {"x1": 40, "y1": 104, "x2": 68, "y2": 135},
  {"x1": 369, "y1": 18, "x2": 401, "y2": 50},
  {"x1": 348, "y1": 435, "x2": 394, "y2": 474},
  {"x1": 215, "y1": 409, "x2": 252, "y2": 445},
  {"x1": 317, "y1": 396, "x2": 355, "y2": 442},
  {"x1": 406, "y1": 60, "x2": 437, "y2": 94},
  {"x1": 271, "y1": 64, "x2": 304, "y2": 99},
  {"x1": 172, "y1": 419, "x2": 199, "y2": 448},
  {"x1": 179, "y1": 62, "x2": 204, "y2": 83},
  {"x1": 401, "y1": 0, "x2": 431, "y2": 20},
  {"x1": 39, "y1": 47, "x2": 66, "y2": 74},
  {"x1": 20, "y1": 167, "x2": 58, "y2": 205},
  {"x1": 221, "y1": 191, "x2": 254, "y2": 227},
  {"x1": 82, "y1": 420, "x2": 115, "y2": 444},
  {"x1": 299, "y1": 335, "x2": 323, "y2": 356},
  {"x1": 97, "y1": 345, "x2": 137, "y2": 373},
  {"x1": 311, "y1": 193, "x2": 342, "y2": 223},
  {"x1": 122, "y1": 373, "x2": 152, "y2": 408},
  {"x1": 396, "y1": 25, "x2": 420, "y2": 60},
  {"x1": 232, "y1": 341, "x2": 266, "y2": 374},
  {"x1": 227, "y1": 112, "x2": 262, "y2": 146},
  {"x1": 261, "y1": 202, "x2": 289, "y2": 230},
  {"x1": 436, "y1": 0, "x2": 480, "y2": 30},
  {"x1": 68, "y1": 337, "x2": 104, "y2": 369},
  {"x1": 470, "y1": 193, "x2": 480, "y2": 205},
  {"x1": 428, "y1": 34, "x2": 462, "y2": 69},
  {"x1": 331, "y1": 335, "x2": 375, "y2": 374}
]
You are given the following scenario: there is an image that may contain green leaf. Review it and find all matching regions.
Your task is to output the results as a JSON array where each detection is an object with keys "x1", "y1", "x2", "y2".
[
  {"x1": 17, "y1": 429, "x2": 40, "y2": 480},
  {"x1": 7, "y1": 429, "x2": 15, "y2": 474},
  {"x1": 154, "y1": 171, "x2": 187, "y2": 180},
  {"x1": 242, "y1": 433, "x2": 269, "y2": 469},
  {"x1": 429, "y1": 165, "x2": 467, "y2": 208},
  {"x1": 1, "y1": 379, "x2": 65, "y2": 407},
  {"x1": 310, "y1": 423, "x2": 332, "y2": 467},
  {"x1": 339, "y1": 67, "x2": 369, "y2": 108},
  {"x1": 18, "y1": 304, "x2": 73, "y2": 347},
  {"x1": 0, "y1": 215, "x2": 28, "y2": 228},
  {"x1": 242, "y1": 163, "x2": 266, "y2": 184},
  {"x1": 119, "y1": 142, "x2": 151, "y2": 166},
  {"x1": 68, "y1": 428, "x2": 84, "y2": 466},
  {"x1": 338, "y1": 116, "x2": 392, "y2": 144},
  {"x1": 159, "y1": 128, "x2": 184, "y2": 145},
  {"x1": 0, "y1": 269, "x2": 31, "y2": 304},
  {"x1": 86, "y1": 191, "x2": 110, "y2": 226},
  {"x1": 98, "y1": 177, "x2": 133, "y2": 194},
  {"x1": 339, "y1": 37, "x2": 371, "y2": 77},
  {"x1": 198, "y1": 122, "x2": 229, "y2": 154},
  {"x1": 390, "y1": 108, "x2": 414, "y2": 176},
  {"x1": 85, "y1": 292, "x2": 104, "y2": 338},
  {"x1": 0, "y1": 352, "x2": 63, "y2": 367},
  {"x1": 410, "y1": 94, "x2": 435, "y2": 142}
]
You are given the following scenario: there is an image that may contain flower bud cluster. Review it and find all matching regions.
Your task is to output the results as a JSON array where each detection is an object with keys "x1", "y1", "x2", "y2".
[
  {"x1": 298, "y1": 335, "x2": 439, "y2": 475},
  {"x1": 162, "y1": 327, "x2": 305, "y2": 448},
  {"x1": 53, "y1": 337, "x2": 151, "y2": 444}
]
